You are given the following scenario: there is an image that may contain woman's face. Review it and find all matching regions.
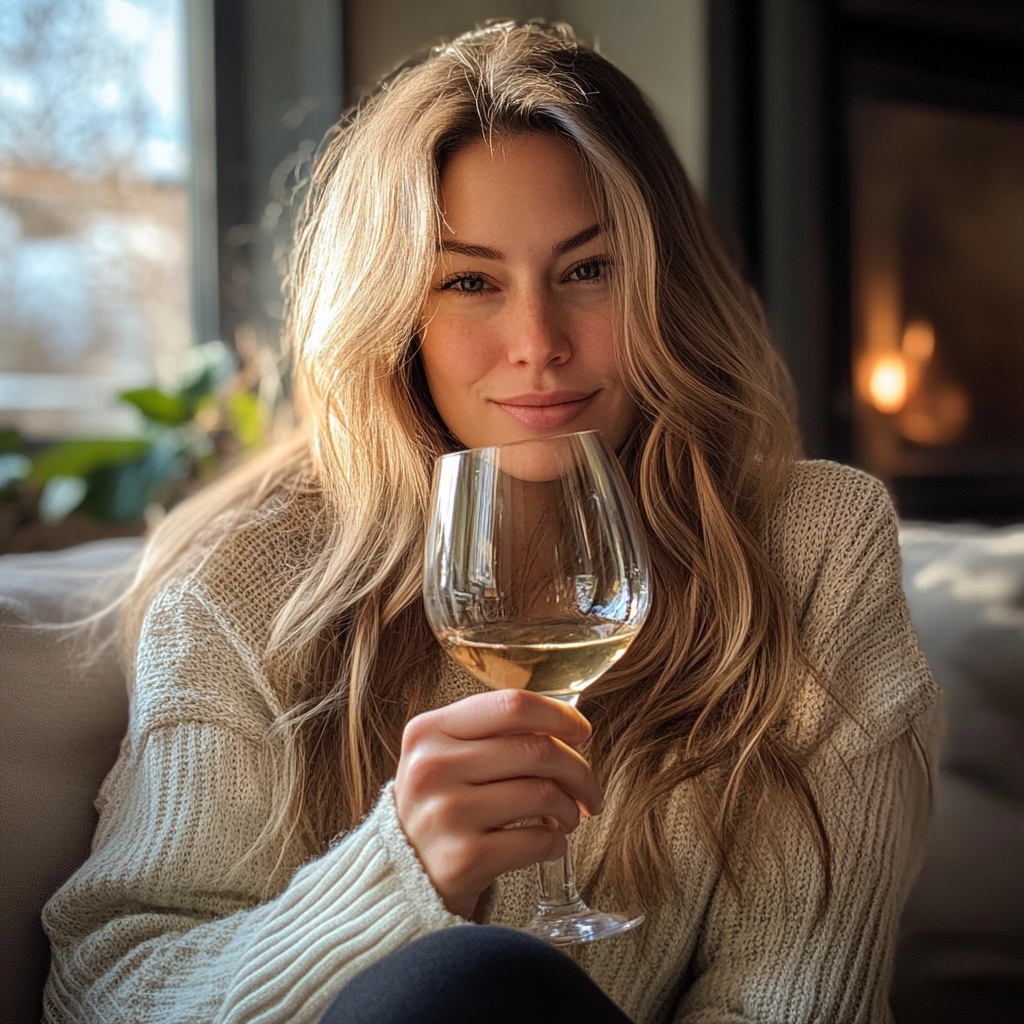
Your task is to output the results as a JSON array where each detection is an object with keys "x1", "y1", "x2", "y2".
[{"x1": 419, "y1": 132, "x2": 638, "y2": 450}]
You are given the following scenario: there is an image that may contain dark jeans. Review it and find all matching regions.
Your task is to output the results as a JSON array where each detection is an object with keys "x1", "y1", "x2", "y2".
[{"x1": 320, "y1": 926, "x2": 634, "y2": 1024}]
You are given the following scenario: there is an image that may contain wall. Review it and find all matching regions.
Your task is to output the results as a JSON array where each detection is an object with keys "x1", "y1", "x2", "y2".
[
  {"x1": 245, "y1": 0, "x2": 343, "y2": 327},
  {"x1": 554, "y1": 0, "x2": 706, "y2": 193},
  {"x1": 344, "y1": 0, "x2": 707, "y2": 192}
]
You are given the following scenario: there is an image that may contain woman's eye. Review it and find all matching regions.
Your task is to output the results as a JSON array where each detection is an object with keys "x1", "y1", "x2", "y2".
[
  {"x1": 565, "y1": 259, "x2": 610, "y2": 283},
  {"x1": 440, "y1": 273, "x2": 489, "y2": 294}
]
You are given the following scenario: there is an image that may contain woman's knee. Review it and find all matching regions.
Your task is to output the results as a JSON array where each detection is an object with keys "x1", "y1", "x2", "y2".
[
  {"x1": 410, "y1": 923, "x2": 570, "y2": 976},
  {"x1": 321, "y1": 925, "x2": 627, "y2": 1024}
]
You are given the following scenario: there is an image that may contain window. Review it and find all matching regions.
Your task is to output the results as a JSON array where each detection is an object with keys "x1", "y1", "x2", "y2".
[{"x1": 0, "y1": 0, "x2": 215, "y2": 438}]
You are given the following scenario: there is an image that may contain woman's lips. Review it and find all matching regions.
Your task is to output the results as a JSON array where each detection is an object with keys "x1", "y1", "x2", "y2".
[{"x1": 492, "y1": 390, "x2": 598, "y2": 429}]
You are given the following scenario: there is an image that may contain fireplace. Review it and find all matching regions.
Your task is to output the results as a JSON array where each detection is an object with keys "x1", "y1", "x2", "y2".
[
  {"x1": 851, "y1": 99, "x2": 1024, "y2": 490},
  {"x1": 709, "y1": 1, "x2": 1024, "y2": 522}
]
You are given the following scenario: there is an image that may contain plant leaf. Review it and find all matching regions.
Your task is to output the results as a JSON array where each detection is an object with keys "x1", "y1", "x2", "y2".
[
  {"x1": 179, "y1": 341, "x2": 237, "y2": 401},
  {"x1": 0, "y1": 452, "x2": 31, "y2": 488},
  {"x1": 0, "y1": 427, "x2": 24, "y2": 454},
  {"x1": 29, "y1": 438, "x2": 152, "y2": 485},
  {"x1": 227, "y1": 390, "x2": 264, "y2": 449},
  {"x1": 80, "y1": 459, "x2": 152, "y2": 523},
  {"x1": 39, "y1": 475, "x2": 88, "y2": 523},
  {"x1": 120, "y1": 387, "x2": 193, "y2": 425}
]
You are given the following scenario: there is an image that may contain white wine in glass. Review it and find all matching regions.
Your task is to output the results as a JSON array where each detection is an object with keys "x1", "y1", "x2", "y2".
[
  {"x1": 423, "y1": 430, "x2": 650, "y2": 946},
  {"x1": 442, "y1": 619, "x2": 637, "y2": 700}
]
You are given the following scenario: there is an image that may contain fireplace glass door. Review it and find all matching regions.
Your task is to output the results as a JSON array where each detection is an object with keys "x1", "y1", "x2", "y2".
[{"x1": 850, "y1": 99, "x2": 1024, "y2": 515}]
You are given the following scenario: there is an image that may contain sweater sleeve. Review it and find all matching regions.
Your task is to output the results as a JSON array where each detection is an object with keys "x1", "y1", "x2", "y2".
[
  {"x1": 673, "y1": 712, "x2": 937, "y2": 1024},
  {"x1": 42, "y1": 581, "x2": 464, "y2": 1024},
  {"x1": 673, "y1": 466, "x2": 941, "y2": 1024}
]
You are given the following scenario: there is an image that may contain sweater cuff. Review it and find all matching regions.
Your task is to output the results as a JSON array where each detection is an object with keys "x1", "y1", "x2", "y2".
[{"x1": 369, "y1": 780, "x2": 467, "y2": 930}]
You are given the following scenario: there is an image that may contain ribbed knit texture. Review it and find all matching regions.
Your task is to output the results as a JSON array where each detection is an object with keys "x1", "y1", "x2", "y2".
[{"x1": 42, "y1": 460, "x2": 939, "y2": 1023}]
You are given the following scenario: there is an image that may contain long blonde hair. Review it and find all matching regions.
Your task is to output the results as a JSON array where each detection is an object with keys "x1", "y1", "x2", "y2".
[{"x1": 124, "y1": 21, "x2": 828, "y2": 911}]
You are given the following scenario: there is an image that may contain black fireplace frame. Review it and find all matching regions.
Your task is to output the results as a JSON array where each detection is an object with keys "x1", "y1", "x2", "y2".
[{"x1": 709, "y1": 0, "x2": 1024, "y2": 522}]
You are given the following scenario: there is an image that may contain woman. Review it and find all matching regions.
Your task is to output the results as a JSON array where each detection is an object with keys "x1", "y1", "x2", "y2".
[{"x1": 43, "y1": 21, "x2": 938, "y2": 1024}]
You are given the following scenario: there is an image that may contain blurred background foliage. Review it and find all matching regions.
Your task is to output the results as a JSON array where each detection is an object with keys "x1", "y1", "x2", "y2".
[{"x1": 0, "y1": 341, "x2": 267, "y2": 531}]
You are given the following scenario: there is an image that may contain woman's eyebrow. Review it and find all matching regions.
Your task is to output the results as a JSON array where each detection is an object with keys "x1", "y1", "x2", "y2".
[
  {"x1": 437, "y1": 223, "x2": 604, "y2": 261},
  {"x1": 438, "y1": 241, "x2": 504, "y2": 259},
  {"x1": 552, "y1": 223, "x2": 603, "y2": 257}
]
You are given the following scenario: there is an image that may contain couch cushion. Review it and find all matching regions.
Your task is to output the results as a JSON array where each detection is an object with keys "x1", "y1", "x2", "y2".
[
  {"x1": 0, "y1": 538, "x2": 141, "y2": 1024},
  {"x1": 892, "y1": 522, "x2": 1024, "y2": 1024}
]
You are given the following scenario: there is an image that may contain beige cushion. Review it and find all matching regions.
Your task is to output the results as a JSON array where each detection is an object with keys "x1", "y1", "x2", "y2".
[{"x1": 0, "y1": 539, "x2": 141, "y2": 1024}]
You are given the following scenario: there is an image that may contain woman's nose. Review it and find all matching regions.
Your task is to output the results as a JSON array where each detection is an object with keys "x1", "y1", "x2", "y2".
[{"x1": 503, "y1": 290, "x2": 571, "y2": 368}]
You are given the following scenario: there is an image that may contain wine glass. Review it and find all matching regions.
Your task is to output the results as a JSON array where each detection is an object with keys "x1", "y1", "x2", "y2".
[{"x1": 422, "y1": 429, "x2": 651, "y2": 946}]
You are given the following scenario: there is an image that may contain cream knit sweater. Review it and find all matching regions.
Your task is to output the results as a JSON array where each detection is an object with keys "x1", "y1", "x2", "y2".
[{"x1": 42, "y1": 460, "x2": 939, "y2": 1024}]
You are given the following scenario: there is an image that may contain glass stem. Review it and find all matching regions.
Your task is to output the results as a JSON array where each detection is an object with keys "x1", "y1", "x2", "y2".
[{"x1": 535, "y1": 837, "x2": 588, "y2": 915}]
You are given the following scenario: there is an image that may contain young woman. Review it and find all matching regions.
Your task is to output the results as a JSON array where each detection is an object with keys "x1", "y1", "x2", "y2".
[{"x1": 43, "y1": 22, "x2": 939, "y2": 1024}]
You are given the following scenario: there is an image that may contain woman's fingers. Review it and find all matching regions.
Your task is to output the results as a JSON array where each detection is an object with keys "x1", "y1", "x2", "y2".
[
  {"x1": 394, "y1": 689, "x2": 604, "y2": 917},
  {"x1": 409, "y1": 688, "x2": 592, "y2": 747},
  {"x1": 401, "y1": 690, "x2": 601, "y2": 813},
  {"x1": 405, "y1": 774, "x2": 583, "y2": 839},
  {"x1": 405, "y1": 730, "x2": 602, "y2": 816},
  {"x1": 400, "y1": 710, "x2": 603, "y2": 818}
]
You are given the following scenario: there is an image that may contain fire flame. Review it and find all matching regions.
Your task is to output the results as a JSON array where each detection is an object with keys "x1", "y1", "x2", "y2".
[
  {"x1": 902, "y1": 319, "x2": 935, "y2": 362},
  {"x1": 868, "y1": 355, "x2": 908, "y2": 413},
  {"x1": 859, "y1": 317, "x2": 969, "y2": 446}
]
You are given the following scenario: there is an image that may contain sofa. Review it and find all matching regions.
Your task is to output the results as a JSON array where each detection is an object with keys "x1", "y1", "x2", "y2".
[
  {"x1": 2, "y1": 526, "x2": 1022, "y2": 1023},
  {"x1": 889, "y1": 523, "x2": 1024, "y2": 1023}
]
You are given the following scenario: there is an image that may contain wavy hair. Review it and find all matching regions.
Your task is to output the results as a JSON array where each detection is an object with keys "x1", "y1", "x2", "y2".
[{"x1": 123, "y1": 21, "x2": 829, "y2": 911}]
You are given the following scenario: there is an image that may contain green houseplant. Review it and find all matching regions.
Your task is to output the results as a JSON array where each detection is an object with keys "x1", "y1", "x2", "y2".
[{"x1": 1, "y1": 342, "x2": 272, "y2": 537}]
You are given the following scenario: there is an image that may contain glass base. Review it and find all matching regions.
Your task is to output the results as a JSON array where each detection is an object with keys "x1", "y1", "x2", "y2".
[{"x1": 522, "y1": 903, "x2": 645, "y2": 947}]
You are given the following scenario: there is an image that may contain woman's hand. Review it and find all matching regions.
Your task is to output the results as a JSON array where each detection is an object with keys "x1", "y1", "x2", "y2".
[{"x1": 393, "y1": 689, "x2": 604, "y2": 919}]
